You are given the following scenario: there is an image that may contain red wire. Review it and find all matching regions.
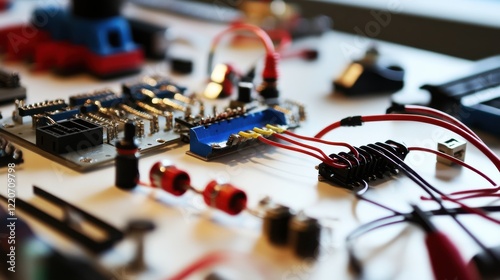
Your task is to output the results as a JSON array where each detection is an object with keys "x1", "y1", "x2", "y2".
[
  {"x1": 449, "y1": 187, "x2": 500, "y2": 196},
  {"x1": 447, "y1": 193, "x2": 500, "y2": 200},
  {"x1": 211, "y1": 23, "x2": 275, "y2": 54},
  {"x1": 258, "y1": 136, "x2": 343, "y2": 168},
  {"x1": 284, "y1": 130, "x2": 360, "y2": 158},
  {"x1": 408, "y1": 147, "x2": 497, "y2": 186},
  {"x1": 403, "y1": 105, "x2": 482, "y2": 142},
  {"x1": 272, "y1": 133, "x2": 344, "y2": 167},
  {"x1": 265, "y1": 29, "x2": 292, "y2": 52},
  {"x1": 167, "y1": 252, "x2": 228, "y2": 280},
  {"x1": 314, "y1": 114, "x2": 500, "y2": 171}
]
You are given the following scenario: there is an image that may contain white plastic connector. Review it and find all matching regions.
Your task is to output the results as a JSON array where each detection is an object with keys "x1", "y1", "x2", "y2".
[{"x1": 437, "y1": 138, "x2": 467, "y2": 165}]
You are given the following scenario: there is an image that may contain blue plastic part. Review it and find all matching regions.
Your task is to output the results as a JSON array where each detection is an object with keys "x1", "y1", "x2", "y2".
[
  {"x1": 460, "y1": 95, "x2": 500, "y2": 137},
  {"x1": 32, "y1": 7, "x2": 70, "y2": 41},
  {"x1": 189, "y1": 109, "x2": 288, "y2": 159},
  {"x1": 31, "y1": 7, "x2": 138, "y2": 56}
]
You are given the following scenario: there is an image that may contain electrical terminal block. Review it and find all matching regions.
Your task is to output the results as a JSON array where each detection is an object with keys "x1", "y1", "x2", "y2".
[
  {"x1": 187, "y1": 108, "x2": 288, "y2": 160},
  {"x1": 437, "y1": 138, "x2": 467, "y2": 165},
  {"x1": 317, "y1": 140, "x2": 409, "y2": 191}
]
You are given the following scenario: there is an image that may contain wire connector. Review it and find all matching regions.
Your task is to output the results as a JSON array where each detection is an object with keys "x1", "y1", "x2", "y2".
[{"x1": 340, "y1": 116, "x2": 363, "y2": 127}]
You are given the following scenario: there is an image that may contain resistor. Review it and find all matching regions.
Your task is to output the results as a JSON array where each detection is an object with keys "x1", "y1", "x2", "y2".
[
  {"x1": 202, "y1": 180, "x2": 247, "y2": 215},
  {"x1": 149, "y1": 160, "x2": 191, "y2": 196}
]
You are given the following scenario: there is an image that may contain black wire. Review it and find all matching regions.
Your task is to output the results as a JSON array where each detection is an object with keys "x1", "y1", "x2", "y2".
[
  {"x1": 346, "y1": 205, "x2": 500, "y2": 278},
  {"x1": 346, "y1": 214, "x2": 407, "y2": 276},
  {"x1": 355, "y1": 194, "x2": 403, "y2": 215},
  {"x1": 364, "y1": 144, "x2": 499, "y2": 263}
]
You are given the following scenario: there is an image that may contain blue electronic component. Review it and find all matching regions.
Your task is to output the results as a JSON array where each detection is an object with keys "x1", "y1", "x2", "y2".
[
  {"x1": 460, "y1": 86, "x2": 500, "y2": 136},
  {"x1": 32, "y1": 7, "x2": 139, "y2": 56},
  {"x1": 188, "y1": 108, "x2": 288, "y2": 160}
]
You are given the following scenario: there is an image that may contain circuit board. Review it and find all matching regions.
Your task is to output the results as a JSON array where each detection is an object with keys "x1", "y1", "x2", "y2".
[{"x1": 0, "y1": 76, "x2": 305, "y2": 171}]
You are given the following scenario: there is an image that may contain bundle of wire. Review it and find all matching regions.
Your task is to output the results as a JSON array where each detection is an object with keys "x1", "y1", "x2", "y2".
[
  {"x1": 309, "y1": 104, "x2": 499, "y2": 279},
  {"x1": 240, "y1": 104, "x2": 499, "y2": 279}
]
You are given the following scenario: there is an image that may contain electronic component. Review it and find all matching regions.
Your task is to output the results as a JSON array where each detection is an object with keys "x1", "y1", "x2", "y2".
[
  {"x1": 317, "y1": 140, "x2": 409, "y2": 191},
  {"x1": 187, "y1": 108, "x2": 288, "y2": 160},
  {"x1": 289, "y1": 213, "x2": 321, "y2": 259},
  {"x1": 0, "y1": 69, "x2": 26, "y2": 104},
  {"x1": 0, "y1": 0, "x2": 144, "y2": 78},
  {"x1": 115, "y1": 122, "x2": 140, "y2": 190},
  {"x1": 202, "y1": 180, "x2": 247, "y2": 215},
  {"x1": 262, "y1": 203, "x2": 293, "y2": 246},
  {"x1": 204, "y1": 64, "x2": 238, "y2": 99},
  {"x1": 170, "y1": 57, "x2": 194, "y2": 74},
  {"x1": 0, "y1": 71, "x2": 305, "y2": 169},
  {"x1": 0, "y1": 186, "x2": 125, "y2": 253},
  {"x1": 0, "y1": 76, "x2": 184, "y2": 171},
  {"x1": 127, "y1": 18, "x2": 168, "y2": 60},
  {"x1": 18, "y1": 99, "x2": 67, "y2": 117},
  {"x1": 0, "y1": 136, "x2": 23, "y2": 167},
  {"x1": 419, "y1": 65, "x2": 500, "y2": 137},
  {"x1": 334, "y1": 47, "x2": 404, "y2": 95},
  {"x1": 437, "y1": 138, "x2": 466, "y2": 165},
  {"x1": 149, "y1": 160, "x2": 191, "y2": 196},
  {"x1": 459, "y1": 84, "x2": 500, "y2": 137},
  {"x1": 36, "y1": 119, "x2": 103, "y2": 154}
]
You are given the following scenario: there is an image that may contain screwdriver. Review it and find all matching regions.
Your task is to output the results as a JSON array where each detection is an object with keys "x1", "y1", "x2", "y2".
[{"x1": 411, "y1": 205, "x2": 479, "y2": 280}]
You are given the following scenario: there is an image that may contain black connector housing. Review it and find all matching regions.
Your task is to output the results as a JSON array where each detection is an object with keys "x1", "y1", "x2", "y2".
[
  {"x1": 318, "y1": 140, "x2": 408, "y2": 189},
  {"x1": 36, "y1": 119, "x2": 103, "y2": 154}
]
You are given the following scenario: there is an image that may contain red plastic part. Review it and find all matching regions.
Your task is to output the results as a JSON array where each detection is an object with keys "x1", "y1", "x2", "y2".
[
  {"x1": 0, "y1": 25, "x2": 51, "y2": 61},
  {"x1": 202, "y1": 180, "x2": 247, "y2": 215},
  {"x1": 149, "y1": 161, "x2": 190, "y2": 196},
  {"x1": 262, "y1": 52, "x2": 279, "y2": 81},
  {"x1": 0, "y1": 24, "x2": 144, "y2": 77},
  {"x1": 425, "y1": 231, "x2": 479, "y2": 280}
]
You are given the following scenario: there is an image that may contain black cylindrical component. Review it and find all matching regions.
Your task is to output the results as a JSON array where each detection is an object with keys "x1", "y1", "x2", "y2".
[
  {"x1": 263, "y1": 204, "x2": 292, "y2": 246},
  {"x1": 289, "y1": 213, "x2": 321, "y2": 259},
  {"x1": 72, "y1": 0, "x2": 123, "y2": 19},
  {"x1": 115, "y1": 122, "x2": 139, "y2": 190},
  {"x1": 237, "y1": 82, "x2": 253, "y2": 103}
]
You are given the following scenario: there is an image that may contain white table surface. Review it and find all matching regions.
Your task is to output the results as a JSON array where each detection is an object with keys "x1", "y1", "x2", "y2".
[{"x1": 1, "y1": 2, "x2": 499, "y2": 280}]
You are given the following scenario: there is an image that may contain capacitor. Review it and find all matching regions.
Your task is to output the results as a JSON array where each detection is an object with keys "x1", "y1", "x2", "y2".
[
  {"x1": 149, "y1": 160, "x2": 190, "y2": 196},
  {"x1": 289, "y1": 212, "x2": 321, "y2": 259},
  {"x1": 202, "y1": 180, "x2": 247, "y2": 215},
  {"x1": 262, "y1": 204, "x2": 292, "y2": 246},
  {"x1": 115, "y1": 121, "x2": 139, "y2": 190}
]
